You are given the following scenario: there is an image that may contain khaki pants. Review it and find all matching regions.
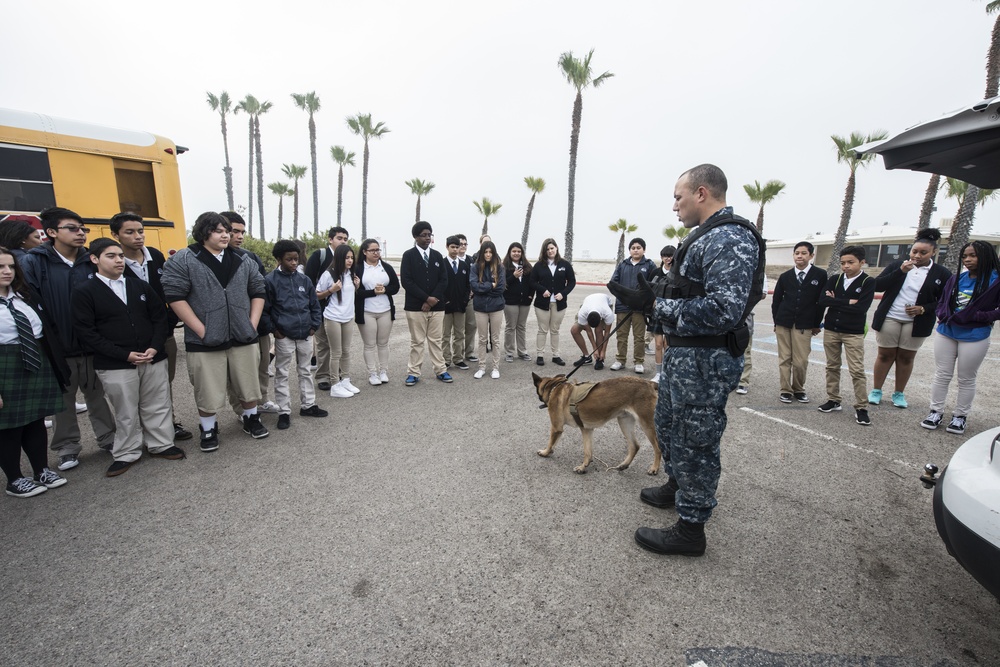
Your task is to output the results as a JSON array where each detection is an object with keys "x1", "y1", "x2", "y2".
[
  {"x1": 615, "y1": 311, "x2": 647, "y2": 365},
  {"x1": 824, "y1": 330, "x2": 867, "y2": 409},
  {"x1": 442, "y1": 311, "x2": 467, "y2": 365},
  {"x1": 229, "y1": 335, "x2": 272, "y2": 414},
  {"x1": 358, "y1": 310, "x2": 393, "y2": 375},
  {"x1": 273, "y1": 335, "x2": 317, "y2": 413},
  {"x1": 314, "y1": 318, "x2": 332, "y2": 385},
  {"x1": 739, "y1": 311, "x2": 755, "y2": 386},
  {"x1": 406, "y1": 310, "x2": 445, "y2": 376},
  {"x1": 97, "y1": 362, "x2": 174, "y2": 463},
  {"x1": 503, "y1": 304, "x2": 530, "y2": 358},
  {"x1": 775, "y1": 325, "x2": 813, "y2": 394},
  {"x1": 50, "y1": 355, "x2": 116, "y2": 457},
  {"x1": 188, "y1": 344, "x2": 261, "y2": 414},
  {"x1": 534, "y1": 306, "x2": 566, "y2": 358},
  {"x1": 463, "y1": 306, "x2": 477, "y2": 359},
  {"x1": 475, "y1": 310, "x2": 503, "y2": 372},
  {"x1": 324, "y1": 318, "x2": 354, "y2": 382}
]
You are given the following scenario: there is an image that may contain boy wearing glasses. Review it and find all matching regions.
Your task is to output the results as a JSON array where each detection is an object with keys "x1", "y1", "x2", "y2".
[
  {"x1": 400, "y1": 221, "x2": 451, "y2": 385},
  {"x1": 20, "y1": 207, "x2": 116, "y2": 471}
]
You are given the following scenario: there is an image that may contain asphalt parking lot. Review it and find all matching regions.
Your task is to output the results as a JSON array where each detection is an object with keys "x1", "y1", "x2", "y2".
[{"x1": 2, "y1": 284, "x2": 998, "y2": 666}]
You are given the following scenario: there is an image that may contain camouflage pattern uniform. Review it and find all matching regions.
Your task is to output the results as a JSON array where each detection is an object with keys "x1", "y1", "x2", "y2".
[{"x1": 652, "y1": 206, "x2": 758, "y2": 524}]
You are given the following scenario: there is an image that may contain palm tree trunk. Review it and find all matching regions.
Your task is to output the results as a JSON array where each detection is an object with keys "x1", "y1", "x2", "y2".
[
  {"x1": 521, "y1": 193, "x2": 536, "y2": 248},
  {"x1": 616, "y1": 234, "x2": 625, "y2": 264},
  {"x1": 755, "y1": 205, "x2": 765, "y2": 233},
  {"x1": 415, "y1": 196, "x2": 421, "y2": 223},
  {"x1": 277, "y1": 197, "x2": 284, "y2": 240},
  {"x1": 336, "y1": 166, "x2": 344, "y2": 229},
  {"x1": 309, "y1": 115, "x2": 318, "y2": 235},
  {"x1": 565, "y1": 91, "x2": 583, "y2": 262},
  {"x1": 292, "y1": 184, "x2": 300, "y2": 238},
  {"x1": 827, "y1": 170, "x2": 857, "y2": 273},
  {"x1": 254, "y1": 116, "x2": 265, "y2": 238},
  {"x1": 247, "y1": 117, "x2": 254, "y2": 230},
  {"x1": 481, "y1": 217, "x2": 489, "y2": 237},
  {"x1": 361, "y1": 140, "x2": 370, "y2": 240},
  {"x1": 917, "y1": 174, "x2": 941, "y2": 230},
  {"x1": 943, "y1": 187, "x2": 979, "y2": 273},
  {"x1": 221, "y1": 114, "x2": 234, "y2": 211},
  {"x1": 986, "y1": 11, "x2": 1000, "y2": 98}
]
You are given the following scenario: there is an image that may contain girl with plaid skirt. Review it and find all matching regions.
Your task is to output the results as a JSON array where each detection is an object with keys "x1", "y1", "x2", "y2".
[{"x1": 0, "y1": 248, "x2": 69, "y2": 498}]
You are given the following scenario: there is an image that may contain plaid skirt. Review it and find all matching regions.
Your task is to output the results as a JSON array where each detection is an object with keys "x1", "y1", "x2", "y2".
[{"x1": 0, "y1": 344, "x2": 65, "y2": 430}]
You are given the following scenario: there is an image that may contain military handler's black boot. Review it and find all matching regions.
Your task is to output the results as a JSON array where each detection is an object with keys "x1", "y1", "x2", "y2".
[
  {"x1": 634, "y1": 519, "x2": 707, "y2": 557},
  {"x1": 639, "y1": 477, "x2": 679, "y2": 508}
]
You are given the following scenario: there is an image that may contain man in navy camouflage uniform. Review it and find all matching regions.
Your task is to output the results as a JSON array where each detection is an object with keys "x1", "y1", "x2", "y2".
[{"x1": 610, "y1": 164, "x2": 761, "y2": 556}]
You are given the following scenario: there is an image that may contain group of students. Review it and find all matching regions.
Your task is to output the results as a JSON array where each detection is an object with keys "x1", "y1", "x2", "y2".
[{"x1": 768, "y1": 229, "x2": 1000, "y2": 433}]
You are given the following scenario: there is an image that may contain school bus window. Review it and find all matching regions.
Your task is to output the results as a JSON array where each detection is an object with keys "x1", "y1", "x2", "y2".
[
  {"x1": 0, "y1": 144, "x2": 56, "y2": 212},
  {"x1": 113, "y1": 159, "x2": 158, "y2": 218}
]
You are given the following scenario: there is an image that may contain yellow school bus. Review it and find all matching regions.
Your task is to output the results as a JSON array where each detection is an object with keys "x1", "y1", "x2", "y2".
[{"x1": 0, "y1": 107, "x2": 188, "y2": 253}]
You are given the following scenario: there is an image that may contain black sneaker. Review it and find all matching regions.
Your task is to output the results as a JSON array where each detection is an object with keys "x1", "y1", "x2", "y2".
[
  {"x1": 536, "y1": 357, "x2": 545, "y2": 366},
  {"x1": 173, "y1": 422, "x2": 193, "y2": 441},
  {"x1": 455, "y1": 361, "x2": 470, "y2": 370},
  {"x1": 149, "y1": 446, "x2": 186, "y2": 460},
  {"x1": 106, "y1": 460, "x2": 136, "y2": 477},
  {"x1": 794, "y1": 392, "x2": 810, "y2": 403},
  {"x1": 299, "y1": 405, "x2": 328, "y2": 418},
  {"x1": 946, "y1": 415, "x2": 967, "y2": 435},
  {"x1": 855, "y1": 408, "x2": 871, "y2": 426},
  {"x1": 467, "y1": 355, "x2": 479, "y2": 363},
  {"x1": 634, "y1": 520, "x2": 706, "y2": 557},
  {"x1": 574, "y1": 355, "x2": 593, "y2": 367},
  {"x1": 921, "y1": 411, "x2": 943, "y2": 430},
  {"x1": 200, "y1": 425, "x2": 219, "y2": 452},
  {"x1": 594, "y1": 359, "x2": 605, "y2": 370},
  {"x1": 6, "y1": 477, "x2": 47, "y2": 498},
  {"x1": 277, "y1": 414, "x2": 291, "y2": 430},
  {"x1": 779, "y1": 392, "x2": 793, "y2": 403},
  {"x1": 817, "y1": 400, "x2": 841, "y2": 413},
  {"x1": 552, "y1": 357, "x2": 566, "y2": 366},
  {"x1": 34, "y1": 468, "x2": 67, "y2": 489},
  {"x1": 317, "y1": 381, "x2": 332, "y2": 391},
  {"x1": 242, "y1": 413, "x2": 269, "y2": 439}
]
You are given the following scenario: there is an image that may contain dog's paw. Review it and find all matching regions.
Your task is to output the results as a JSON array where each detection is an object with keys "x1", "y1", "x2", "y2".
[
  {"x1": 537, "y1": 449, "x2": 552, "y2": 458},
  {"x1": 573, "y1": 464, "x2": 588, "y2": 474},
  {"x1": 646, "y1": 465, "x2": 660, "y2": 476},
  {"x1": 612, "y1": 462, "x2": 630, "y2": 472}
]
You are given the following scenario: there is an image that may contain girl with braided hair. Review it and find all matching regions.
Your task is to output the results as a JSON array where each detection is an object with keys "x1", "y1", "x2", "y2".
[{"x1": 921, "y1": 240, "x2": 1000, "y2": 434}]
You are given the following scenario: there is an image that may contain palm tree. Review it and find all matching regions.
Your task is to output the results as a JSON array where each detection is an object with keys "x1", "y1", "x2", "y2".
[
  {"x1": 917, "y1": 174, "x2": 942, "y2": 230},
  {"x1": 473, "y1": 198, "x2": 502, "y2": 237},
  {"x1": 941, "y1": 178, "x2": 998, "y2": 272},
  {"x1": 943, "y1": 3, "x2": 1000, "y2": 252},
  {"x1": 609, "y1": 218, "x2": 638, "y2": 263},
  {"x1": 234, "y1": 94, "x2": 260, "y2": 231},
  {"x1": 329, "y1": 146, "x2": 356, "y2": 231},
  {"x1": 742, "y1": 180, "x2": 786, "y2": 234},
  {"x1": 405, "y1": 179, "x2": 436, "y2": 222},
  {"x1": 253, "y1": 100, "x2": 273, "y2": 238},
  {"x1": 521, "y1": 176, "x2": 546, "y2": 248},
  {"x1": 281, "y1": 164, "x2": 308, "y2": 237},
  {"x1": 268, "y1": 182, "x2": 293, "y2": 240},
  {"x1": 663, "y1": 225, "x2": 691, "y2": 242},
  {"x1": 558, "y1": 49, "x2": 613, "y2": 261},
  {"x1": 206, "y1": 91, "x2": 235, "y2": 210},
  {"x1": 827, "y1": 131, "x2": 888, "y2": 273},
  {"x1": 291, "y1": 92, "x2": 321, "y2": 232},
  {"x1": 345, "y1": 113, "x2": 390, "y2": 239}
]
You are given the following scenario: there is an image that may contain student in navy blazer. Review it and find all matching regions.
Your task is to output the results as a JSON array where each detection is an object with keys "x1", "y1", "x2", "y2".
[
  {"x1": 399, "y1": 221, "x2": 452, "y2": 385},
  {"x1": 869, "y1": 228, "x2": 952, "y2": 409},
  {"x1": 528, "y1": 237, "x2": 576, "y2": 366},
  {"x1": 771, "y1": 241, "x2": 827, "y2": 403}
]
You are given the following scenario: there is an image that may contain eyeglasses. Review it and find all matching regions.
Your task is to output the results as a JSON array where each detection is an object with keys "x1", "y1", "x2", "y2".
[
  {"x1": 366, "y1": 248, "x2": 381, "y2": 253},
  {"x1": 459, "y1": 242, "x2": 468, "y2": 246},
  {"x1": 58, "y1": 226, "x2": 90, "y2": 234}
]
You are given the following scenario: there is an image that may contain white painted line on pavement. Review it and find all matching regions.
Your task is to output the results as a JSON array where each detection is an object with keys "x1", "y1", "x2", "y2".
[{"x1": 739, "y1": 407, "x2": 916, "y2": 469}]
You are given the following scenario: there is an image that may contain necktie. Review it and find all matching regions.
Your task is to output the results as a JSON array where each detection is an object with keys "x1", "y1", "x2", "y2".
[
  {"x1": 452, "y1": 259, "x2": 458, "y2": 273},
  {"x1": 1, "y1": 296, "x2": 42, "y2": 371},
  {"x1": 797, "y1": 271, "x2": 805, "y2": 284},
  {"x1": 423, "y1": 251, "x2": 429, "y2": 266}
]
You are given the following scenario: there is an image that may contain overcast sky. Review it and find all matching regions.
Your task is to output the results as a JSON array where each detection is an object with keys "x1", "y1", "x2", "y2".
[{"x1": 6, "y1": 0, "x2": 999, "y2": 259}]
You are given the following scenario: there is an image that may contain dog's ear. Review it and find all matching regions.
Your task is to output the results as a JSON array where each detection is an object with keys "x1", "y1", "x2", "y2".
[
  {"x1": 532, "y1": 372, "x2": 541, "y2": 387},
  {"x1": 555, "y1": 374, "x2": 566, "y2": 379}
]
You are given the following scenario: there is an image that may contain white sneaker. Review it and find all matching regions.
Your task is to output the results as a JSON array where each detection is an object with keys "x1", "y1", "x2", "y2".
[
  {"x1": 75, "y1": 402, "x2": 88, "y2": 414},
  {"x1": 340, "y1": 379, "x2": 361, "y2": 394},
  {"x1": 44, "y1": 418, "x2": 52, "y2": 429},
  {"x1": 330, "y1": 383, "x2": 354, "y2": 398},
  {"x1": 368, "y1": 373, "x2": 382, "y2": 386},
  {"x1": 491, "y1": 369, "x2": 500, "y2": 379},
  {"x1": 257, "y1": 401, "x2": 280, "y2": 414},
  {"x1": 652, "y1": 372, "x2": 661, "y2": 384},
  {"x1": 379, "y1": 370, "x2": 389, "y2": 384},
  {"x1": 474, "y1": 369, "x2": 486, "y2": 379},
  {"x1": 634, "y1": 364, "x2": 645, "y2": 374},
  {"x1": 609, "y1": 361, "x2": 623, "y2": 371}
]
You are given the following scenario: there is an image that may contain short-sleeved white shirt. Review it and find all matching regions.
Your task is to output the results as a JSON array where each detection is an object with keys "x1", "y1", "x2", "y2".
[{"x1": 577, "y1": 293, "x2": 615, "y2": 327}]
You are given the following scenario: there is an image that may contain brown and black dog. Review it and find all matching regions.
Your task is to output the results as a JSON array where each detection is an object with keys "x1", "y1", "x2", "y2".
[{"x1": 532, "y1": 373, "x2": 661, "y2": 475}]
